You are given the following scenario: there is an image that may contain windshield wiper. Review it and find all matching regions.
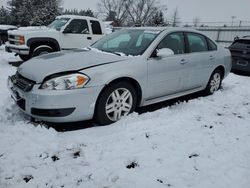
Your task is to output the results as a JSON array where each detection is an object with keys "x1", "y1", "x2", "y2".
[
  {"x1": 87, "y1": 47, "x2": 123, "y2": 56},
  {"x1": 101, "y1": 50, "x2": 121, "y2": 56}
]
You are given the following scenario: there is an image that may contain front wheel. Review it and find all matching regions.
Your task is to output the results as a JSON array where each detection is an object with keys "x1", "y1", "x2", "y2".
[
  {"x1": 32, "y1": 46, "x2": 53, "y2": 57},
  {"x1": 94, "y1": 82, "x2": 137, "y2": 125},
  {"x1": 204, "y1": 69, "x2": 222, "y2": 95}
]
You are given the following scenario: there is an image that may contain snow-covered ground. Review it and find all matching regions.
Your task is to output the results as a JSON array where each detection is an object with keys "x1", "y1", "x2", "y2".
[{"x1": 0, "y1": 46, "x2": 250, "y2": 188}]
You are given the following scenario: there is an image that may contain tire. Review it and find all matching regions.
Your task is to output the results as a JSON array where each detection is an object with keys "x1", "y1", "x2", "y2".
[
  {"x1": 32, "y1": 46, "x2": 53, "y2": 57},
  {"x1": 19, "y1": 54, "x2": 30, "y2": 61},
  {"x1": 204, "y1": 69, "x2": 223, "y2": 95},
  {"x1": 94, "y1": 82, "x2": 137, "y2": 125}
]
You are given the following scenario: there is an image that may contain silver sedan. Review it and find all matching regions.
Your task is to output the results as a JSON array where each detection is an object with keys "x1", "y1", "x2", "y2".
[{"x1": 8, "y1": 28, "x2": 232, "y2": 125}]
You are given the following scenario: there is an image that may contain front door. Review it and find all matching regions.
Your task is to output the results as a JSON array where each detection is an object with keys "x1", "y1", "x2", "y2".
[
  {"x1": 60, "y1": 19, "x2": 93, "y2": 49},
  {"x1": 147, "y1": 32, "x2": 190, "y2": 99}
]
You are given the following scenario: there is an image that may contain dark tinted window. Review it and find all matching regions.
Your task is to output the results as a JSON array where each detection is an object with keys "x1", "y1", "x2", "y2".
[
  {"x1": 187, "y1": 33, "x2": 208, "y2": 52},
  {"x1": 231, "y1": 39, "x2": 250, "y2": 49},
  {"x1": 90, "y1": 20, "x2": 102, "y2": 35},
  {"x1": 157, "y1": 32, "x2": 185, "y2": 54},
  {"x1": 207, "y1": 38, "x2": 217, "y2": 51},
  {"x1": 64, "y1": 19, "x2": 89, "y2": 34},
  {"x1": 233, "y1": 39, "x2": 250, "y2": 45}
]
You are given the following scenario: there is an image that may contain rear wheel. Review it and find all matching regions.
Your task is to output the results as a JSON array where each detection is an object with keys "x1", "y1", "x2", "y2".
[
  {"x1": 94, "y1": 82, "x2": 137, "y2": 125},
  {"x1": 204, "y1": 69, "x2": 222, "y2": 95},
  {"x1": 32, "y1": 46, "x2": 53, "y2": 57},
  {"x1": 19, "y1": 54, "x2": 30, "y2": 61}
]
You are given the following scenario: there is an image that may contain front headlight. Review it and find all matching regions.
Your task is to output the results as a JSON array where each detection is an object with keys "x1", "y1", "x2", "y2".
[{"x1": 41, "y1": 73, "x2": 90, "y2": 90}]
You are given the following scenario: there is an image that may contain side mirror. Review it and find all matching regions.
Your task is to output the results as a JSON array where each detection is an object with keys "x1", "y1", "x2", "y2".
[{"x1": 157, "y1": 48, "x2": 174, "y2": 58}]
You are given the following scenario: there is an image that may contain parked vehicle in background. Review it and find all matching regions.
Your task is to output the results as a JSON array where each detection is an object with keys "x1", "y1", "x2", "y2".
[
  {"x1": 7, "y1": 28, "x2": 232, "y2": 125},
  {"x1": 0, "y1": 25, "x2": 17, "y2": 45},
  {"x1": 229, "y1": 36, "x2": 250, "y2": 74},
  {"x1": 5, "y1": 15, "x2": 105, "y2": 61},
  {"x1": 103, "y1": 21, "x2": 114, "y2": 34}
]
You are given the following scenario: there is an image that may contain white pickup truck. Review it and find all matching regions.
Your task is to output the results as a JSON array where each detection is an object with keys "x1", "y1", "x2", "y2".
[{"x1": 5, "y1": 15, "x2": 105, "y2": 61}]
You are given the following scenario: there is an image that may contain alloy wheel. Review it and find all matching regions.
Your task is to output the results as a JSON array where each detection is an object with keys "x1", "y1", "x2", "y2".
[
  {"x1": 210, "y1": 73, "x2": 221, "y2": 93},
  {"x1": 105, "y1": 88, "x2": 133, "y2": 121}
]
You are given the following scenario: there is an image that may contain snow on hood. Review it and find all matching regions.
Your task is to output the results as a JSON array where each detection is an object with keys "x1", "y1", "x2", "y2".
[
  {"x1": 8, "y1": 26, "x2": 56, "y2": 35},
  {"x1": 17, "y1": 26, "x2": 48, "y2": 31},
  {"x1": 18, "y1": 49, "x2": 129, "y2": 83}
]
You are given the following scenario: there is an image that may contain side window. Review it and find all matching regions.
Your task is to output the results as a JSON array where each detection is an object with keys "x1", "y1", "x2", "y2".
[
  {"x1": 64, "y1": 19, "x2": 89, "y2": 34},
  {"x1": 157, "y1": 32, "x2": 185, "y2": 54},
  {"x1": 207, "y1": 38, "x2": 217, "y2": 51},
  {"x1": 90, "y1": 20, "x2": 102, "y2": 35},
  {"x1": 187, "y1": 33, "x2": 208, "y2": 53}
]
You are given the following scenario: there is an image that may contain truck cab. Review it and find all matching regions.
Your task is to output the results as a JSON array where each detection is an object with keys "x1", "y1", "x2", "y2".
[{"x1": 5, "y1": 15, "x2": 105, "y2": 61}]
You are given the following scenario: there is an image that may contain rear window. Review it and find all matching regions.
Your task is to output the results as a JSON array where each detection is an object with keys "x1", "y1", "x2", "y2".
[
  {"x1": 231, "y1": 39, "x2": 250, "y2": 49},
  {"x1": 207, "y1": 38, "x2": 217, "y2": 51},
  {"x1": 90, "y1": 20, "x2": 102, "y2": 35},
  {"x1": 187, "y1": 33, "x2": 208, "y2": 53},
  {"x1": 233, "y1": 40, "x2": 250, "y2": 45}
]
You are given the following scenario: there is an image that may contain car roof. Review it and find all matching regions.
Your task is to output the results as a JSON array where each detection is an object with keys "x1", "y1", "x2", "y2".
[
  {"x1": 56, "y1": 15, "x2": 99, "y2": 21},
  {"x1": 119, "y1": 27, "x2": 205, "y2": 35}
]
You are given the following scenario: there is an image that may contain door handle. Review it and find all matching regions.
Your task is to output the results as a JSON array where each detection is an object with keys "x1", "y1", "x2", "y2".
[
  {"x1": 87, "y1": 37, "x2": 92, "y2": 40},
  {"x1": 180, "y1": 59, "x2": 188, "y2": 65},
  {"x1": 209, "y1": 55, "x2": 215, "y2": 60}
]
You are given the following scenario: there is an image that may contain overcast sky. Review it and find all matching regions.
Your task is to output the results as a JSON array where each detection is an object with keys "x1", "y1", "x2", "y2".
[{"x1": 1, "y1": 0, "x2": 250, "y2": 24}]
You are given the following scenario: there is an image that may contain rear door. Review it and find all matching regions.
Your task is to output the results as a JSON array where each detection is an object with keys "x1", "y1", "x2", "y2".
[
  {"x1": 89, "y1": 20, "x2": 104, "y2": 44},
  {"x1": 60, "y1": 19, "x2": 93, "y2": 49},
  {"x1": 184, "y1": 32, "x2": 215, "y2": 89}
]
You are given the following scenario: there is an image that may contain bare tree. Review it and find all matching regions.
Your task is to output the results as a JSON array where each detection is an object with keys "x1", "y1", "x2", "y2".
[
  {"x1": 97, "y1": 0, "x2": 128, "y2": 26},
  {"x1": 193, "y1": 17, "x2": 200, "y2": 27},
  {"x1": 125, "y1": 0, "x2": 165, "y2": 26},
  {"x1": 171, "y1": 8, "x2": 181, "y2": 27}
]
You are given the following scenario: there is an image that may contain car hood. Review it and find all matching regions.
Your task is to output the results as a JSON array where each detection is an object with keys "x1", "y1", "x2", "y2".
[
  {"x1": 18, "y1": 49, "x2": 130, "y2": 83},
  {"x1": 8, "y1": 26, "x2": 57, "y2": 35}
]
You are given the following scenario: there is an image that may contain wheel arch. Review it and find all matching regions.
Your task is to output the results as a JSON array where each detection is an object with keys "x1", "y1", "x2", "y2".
[
  {"x1": 214, "y1": 65, "x2": 225, "y2": 79},
  {"x1": 206, "y1": 65, "x2": 225, "y2": 87},
  {"x1": 27, "y1": 38, "x2": 60, "y2": 53},
  {"x1": 97, "y1": 77, "x2": 143, "y2": 108}
]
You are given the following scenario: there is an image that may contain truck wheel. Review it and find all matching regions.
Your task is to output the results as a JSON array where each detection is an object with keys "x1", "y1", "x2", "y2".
[
  {"x1": 19, "y1": 54, "x2": 31, "y2": 61},
  {"x1": 32, "y1": 46, "x2": 53, "y2": 57}
]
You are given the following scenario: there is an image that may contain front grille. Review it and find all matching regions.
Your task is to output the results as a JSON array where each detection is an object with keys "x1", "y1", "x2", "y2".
[
  {"x1": 31, "y1": 108, "x2": 76, "y2": 117},
  {"x1": 10, "y1": 72, "x2": 36, "y2": 92},
  {"x1": 8, "y1": 35, "x2": 20, "y2": 45},
  {"x1": 8, "y1": 35, "x2": 15, "y2": 39}
]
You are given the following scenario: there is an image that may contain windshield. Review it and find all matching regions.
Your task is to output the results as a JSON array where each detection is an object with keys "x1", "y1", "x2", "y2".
[
  {"x1": 47, "y1": 18, "x2": 70, "y2": 31},
  {"x1": 92, "y1": 29, "x2": 160, "y2": 56}
]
